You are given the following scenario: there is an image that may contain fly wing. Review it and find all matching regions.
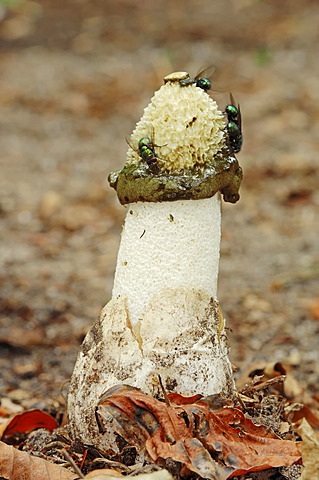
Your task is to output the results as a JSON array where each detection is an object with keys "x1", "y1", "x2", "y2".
[
  {"x1": 125, "y1": 136, "x2": 136, "y2": 151},
  {"x1": 229, "y1": 92, "x2": 241, "y2": 130},
  {"x1": 195, "y1": 65, "x2": 216, "y2": 81},
  {"x1": 237, "y1": 103, "x2": 242, "y2": 131},
  {"x1": 229, "y1": 92, "x2": 236, "y2": 107}
]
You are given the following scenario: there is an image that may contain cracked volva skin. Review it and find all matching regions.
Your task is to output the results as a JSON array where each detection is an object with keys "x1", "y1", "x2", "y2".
[{"x1": 108, "y1": 71, "x2": 243, "y2": 204}]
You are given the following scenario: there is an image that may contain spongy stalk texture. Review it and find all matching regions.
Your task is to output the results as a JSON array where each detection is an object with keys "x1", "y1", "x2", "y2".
[{"x1": 112, "y1": 196, "x2": 221, "y2": 325}]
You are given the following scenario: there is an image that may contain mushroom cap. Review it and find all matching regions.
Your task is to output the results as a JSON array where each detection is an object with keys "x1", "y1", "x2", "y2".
[{"x1": 109, "y1": 71, "x2": 243, "y2": 204}]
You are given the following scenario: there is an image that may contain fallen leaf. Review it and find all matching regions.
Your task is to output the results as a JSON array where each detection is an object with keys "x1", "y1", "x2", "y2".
[
  {"x1": 0, "y1": 326, "x2": 46, "y2": 347},
  {"x1": 285, "y1": 403, "x2": 319, "y2": 429},
  {"x1": 166, "y1": 392, "x2": 203, "y2": 405},
  {"x1": 297, "y1": 418, "x2": 319, "y2": 479},
  {"x1": 310, "y1": 298, "x2": 319, "y2": 320},
  {"x1": 98, "y1": 386, "x2": 231, "y2": 480},
  {"x1": 184, "y1": 404, "x2": 300, "y2": 477},
  {"x1": 237, "y1": 361, "x2": 305, "y2": 400},
  {"x1": 0, "y1": 398, "x2": 24, "y2": 417},
  {"x1": 0, "y1": 409, "x2": 58, "y2": 439},
  {"x1": 85, "y1": 470, "x2": 173, "y2": 480},
  {"x1": 237, "y1": 361, "x2": 319, "y2": 430},
  {"x1": 84, "y1": 468, "x2": 123, "y2": 478},
  {"x1": 0, "y1": 440, "x2": 77, "y2": 480},
  {"x1": 97, "y1": 385, "x2": 301, "y2": 479},
  {"x1": 168, "y1": 392, "x2": 233, "y2": 410}
]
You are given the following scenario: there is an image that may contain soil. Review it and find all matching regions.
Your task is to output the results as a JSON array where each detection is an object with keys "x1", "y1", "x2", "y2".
[{"x1": 0, "y1": 0, "x2": 318, "y2": 434}]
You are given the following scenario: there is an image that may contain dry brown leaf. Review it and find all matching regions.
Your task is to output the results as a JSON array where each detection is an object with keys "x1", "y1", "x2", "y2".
[
  {"x1": 84, "y1": 468, "x2": 123, "y2": 478},
  {"x1": 98, "y1": 386, "x2": 231, "y2": 480},
  {"x1": 236, "y1": 361, "x2": 307, "y2": 401},
  {"x1": 237, "y1": 361, "x2": 319, "y2": 430},
  {"x1": 182, "y1": 403, "x2": 300, "y2": 477},
  {"x1": 97, "y1": 385, "x2": 301, "y2": 479},
  {"x1": 237, "y1": 361, "x2": 288, "y2": 387},
  {"x1": 309, "y1": 298, "x2": 319, "y2": 320},
  {"x1": 297, "y1": 418, "x2": 319, "y2": 479},
  {"x1": 0, "y1": 398, "x2": 24, "y2": 416},
  {"x1": 285, "y1": 403, "x2": 319, "y2": 429},
  {"x1": 0, "y1": 440, "x2": 78, "y2": 480},
  {"x1": 85, "y1": 470, "x2": 173, "y2": 480},
  {"x1": 0, "y1": 326, "x2": 46, "y2": 348}
]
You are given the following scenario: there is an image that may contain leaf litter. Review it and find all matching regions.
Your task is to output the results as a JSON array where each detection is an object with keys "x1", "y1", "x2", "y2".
[
  {"x1": 96, "y1": 385, "x2": 301, "y2": 479},
  {"x1": 3, "y1": 366, "x2": 319, "y2": 480}
]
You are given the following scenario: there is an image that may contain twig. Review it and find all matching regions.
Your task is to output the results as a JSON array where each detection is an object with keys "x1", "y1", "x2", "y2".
[
  {"x1": 239, "y1": 375, "x2": 286, "y2": 396},
  {"x1": 158, "y1": 375, "x2": 171, "y2": 406},
  {"x1": 61, "y1": 448, "x2": 85, "y2": 479}
]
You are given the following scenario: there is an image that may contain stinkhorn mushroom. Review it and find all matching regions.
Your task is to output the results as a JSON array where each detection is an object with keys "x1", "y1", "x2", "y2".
[{"x1": 67, "y1": 71, "x2": 243, "y2": 450}]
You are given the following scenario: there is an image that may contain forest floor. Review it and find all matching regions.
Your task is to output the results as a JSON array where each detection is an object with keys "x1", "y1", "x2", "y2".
[{"x1": 0, "y1": 0, "x2": 319, "y2": 476}]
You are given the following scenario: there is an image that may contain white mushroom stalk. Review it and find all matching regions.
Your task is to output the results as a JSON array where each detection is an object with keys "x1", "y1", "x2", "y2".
[{"x1": 67, "y1": 72, "x2": 242, "y2": 451}]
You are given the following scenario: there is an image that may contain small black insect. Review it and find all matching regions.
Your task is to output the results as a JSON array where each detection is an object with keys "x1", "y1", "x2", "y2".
[
  {"x1": 127, "y1": 127, "x2": 166, "y2": 168},
  {"x1": 137, "y1": 136, "x2": 158, "y2": 166},
  {"x1": 225, "y1": 93, "x2": 241, "y2": 125},
  {"x1": 179, "y1": 66, "x2": 215, "y2": 92},
  {"x1": 225, "y1": 93, "x2": 242, "y2": 154}
]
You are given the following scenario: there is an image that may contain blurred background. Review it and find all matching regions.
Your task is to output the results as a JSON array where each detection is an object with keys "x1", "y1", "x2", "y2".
[{"x1": 0, "y1": 0, "x2": 318, "y2": 409}]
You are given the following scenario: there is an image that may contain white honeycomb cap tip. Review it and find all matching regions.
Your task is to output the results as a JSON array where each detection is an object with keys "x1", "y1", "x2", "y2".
[
  {"x1": 127, "y1": 71, "x2": 226, "y2": 171},
  {"x1": 108, "y1": 71, "x2": 242, "y2": 204}
]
